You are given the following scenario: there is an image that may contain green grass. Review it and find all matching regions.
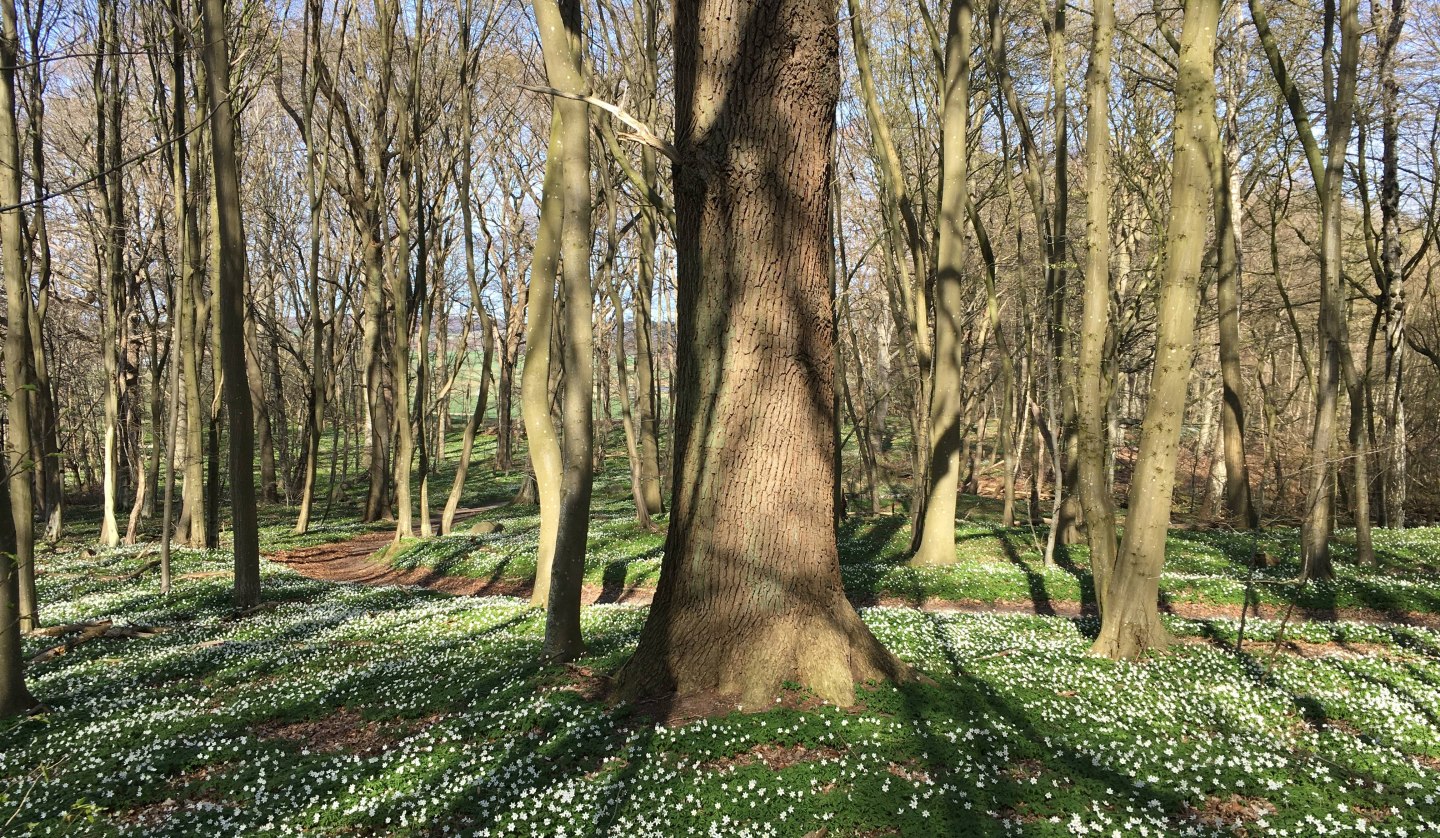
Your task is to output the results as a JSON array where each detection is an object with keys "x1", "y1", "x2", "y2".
[
  {"x1": 378, "y1": 451, "x2": 1440, "y2": 618},
  {"x1": 5, "y1": 545, "x2": 1440, "y2": 836}
]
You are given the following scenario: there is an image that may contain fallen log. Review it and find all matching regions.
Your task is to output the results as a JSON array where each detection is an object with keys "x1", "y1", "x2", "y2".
[{"x1": 29, "y1": 621, "x2": 167, "y2": 664}]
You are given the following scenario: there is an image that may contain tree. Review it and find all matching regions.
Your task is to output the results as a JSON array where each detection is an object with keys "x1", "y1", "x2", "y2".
[
  {"x1": 1249, "y1": 0, "x2": 1362, "y2": 578},
  {"x1": 911, "y1": 0, "x2": 973, "y2": 567},
  {"x1": 0, "y1": 0, "x2": 34, "y2": 632},
  {"x1": 531, "y1": 0, "x2": 594, "y2": 662},
  {"x1": 617, "y1": 0, "x2": 906, "y2": 706},
  {"x1": 1076, "y1": 0, "x2": 1118, "y2": 605},
  {"x1": 199, "y1": 0, "x2": 260, "y2": 608},
  {"x1": 1093, "y1": 0, "x2": 1220, "y2": 659}
]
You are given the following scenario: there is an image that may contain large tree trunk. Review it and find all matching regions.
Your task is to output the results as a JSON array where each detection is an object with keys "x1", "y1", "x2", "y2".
[
  {"x1": 200, "y1": 0, "x2": 261, "y2": 608},
  {"x1": 0, "y1": 474, "x2": 34, "y2": 717},
  {"x1": 1076, "y1": 0, "x2": 1119, "y2": 608},
  {"x1": 1093, "y1": 0, "x2": 1220, "y2": 659},
  {"x1": 911, "y1": 0, "x2": 972, "y2": 567},
  {"x1": 616, "y1": 0, "x2": 906, "y2": 707}
]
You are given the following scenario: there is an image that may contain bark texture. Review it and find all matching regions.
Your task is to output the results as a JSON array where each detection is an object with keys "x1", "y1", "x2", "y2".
[{"x1": 616, "y1": 0, "x2": 906, "y2": 707}]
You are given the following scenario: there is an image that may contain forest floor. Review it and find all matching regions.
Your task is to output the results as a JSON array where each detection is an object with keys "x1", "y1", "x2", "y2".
[{"x1": 5, "y1": 448, "x2": 1440, "y2": 836}]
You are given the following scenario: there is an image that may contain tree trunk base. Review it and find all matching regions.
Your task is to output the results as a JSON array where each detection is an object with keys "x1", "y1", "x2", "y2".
[
  {"x1": 1091, "y1": 608, "x2": 1170, "y2": 660},
  {"x1": 617, "y1": 595, "x2": 909, "y2": 710}
]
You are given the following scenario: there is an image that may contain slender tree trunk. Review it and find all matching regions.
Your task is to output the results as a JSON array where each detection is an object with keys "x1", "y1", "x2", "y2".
[
  {"x1": 521, "y1": 110, "x2": 566, "y2": 608},
  {"x1": 96, "y1": 0, "x2": 125, "y2": 550},
  {"x1": 533, "y1": 0, "x2": 594, "y2": 661},
  {"x1": 22, "y1": 5, "x2": 58, "y2": 543},
  {"x1": 1077, "y1": 0, "x2": 1119, "y2": 609},
  {"x1": 1376, "y1": 0, "x2": 1406, "y2": 529},
  {"x1": 443, "y1": 5, "x2": 493, "y2": 535},
  {"x1": 200, "y1": 0, "x2": 261, "y2": 608},
  {"x1": 293, "y1": 0, "x2": 327, "y2": 535},
  {"x1": 912, "y1": 0, "x2": 972, "y2": 567},
  {"x1": 1214, "y1": 116, "x2": 1257, "y2": 527},
  {"x1": 1, "y1": 0, "x2": 36, "y2": 631},
  {"x1": 616, "y1": 0, "x2": 906, "y2": 707},
  {"x1": 1093, "y1": 0, "x2": 1220, "y2": 659},
  {"x1": 245, "y1": 294, "x2": 278, "y2": 504},
  {"x1": 1299, "y1": 0, "x2": 1360, "y2": 581}
]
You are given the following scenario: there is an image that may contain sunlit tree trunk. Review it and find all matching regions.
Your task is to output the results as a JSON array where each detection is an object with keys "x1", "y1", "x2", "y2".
[
  {"x1": 1076, "y1": 0, "x2": 1118, "y2": 607},
  {"x1": 911, "y1": 0, "x2": 972, "y2": 567},
  {"x1": 532, "y1": 0, "x2": 594, "y2": 661},
  {"x1": 96, "y1": 0, "x2": 125, "y2": 550},
  {"x1": 1094, "y1": 0, "x2": 1220, "y2": 659},
  {"x1": 521, "y1": 110, "x2": 565, "y2": 608},
  {"x1": 617, "y1": 0, "x2": 906, "y2": 706}
]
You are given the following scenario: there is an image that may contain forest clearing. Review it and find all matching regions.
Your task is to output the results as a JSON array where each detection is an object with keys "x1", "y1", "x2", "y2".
[{"x1": 2, "y1": 0, "x2": 1440, "y2": 830}]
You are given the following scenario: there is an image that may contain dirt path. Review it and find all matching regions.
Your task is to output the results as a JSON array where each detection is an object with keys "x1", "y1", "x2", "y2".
[
  {"x1": 267, "y1": 507, "x2": 654, "y2": 605},
  {"x1": 268, "y1": 514, "x2": 1440, "y2": 630}
]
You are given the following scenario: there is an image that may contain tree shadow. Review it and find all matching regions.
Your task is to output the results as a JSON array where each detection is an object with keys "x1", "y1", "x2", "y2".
[{"x1": 995, "y1": 529, "x2": 1055, "y2": 616}]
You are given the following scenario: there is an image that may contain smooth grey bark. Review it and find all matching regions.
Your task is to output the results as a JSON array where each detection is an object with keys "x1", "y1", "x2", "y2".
[
  {"x1": 911, "y1": 0, "x2": 973, "y2": 567},
  {"x1": 1094, "y1": 0, "x2": 1220, "y2": 659}
]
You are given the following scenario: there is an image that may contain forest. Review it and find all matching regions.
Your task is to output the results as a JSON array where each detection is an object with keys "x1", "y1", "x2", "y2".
[{"x1": 0, "y1": 0, "x2": 1439, "y2": 831}]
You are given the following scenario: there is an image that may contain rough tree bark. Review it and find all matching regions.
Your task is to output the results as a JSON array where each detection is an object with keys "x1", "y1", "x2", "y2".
[{"x1": 616, "y1": 0, "x2": 907, "y2": 707}]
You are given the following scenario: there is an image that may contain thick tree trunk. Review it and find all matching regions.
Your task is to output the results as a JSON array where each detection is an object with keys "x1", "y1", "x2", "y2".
[
  {"x1": 1093, "y1": 0, "x2": 1219, "y2": 659},
  {"x1": 617, "y1": 0, "x2": 906, "y2": 707},
  {"x1": 0, "y1": 474, "x2": 34, "y2": 717},
  {"x1": 912, "y1": 0, "x2": 972, "y2": 567},
  {"x1": 201, "y1": 0, "x2": 261, "y2": 608}
]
